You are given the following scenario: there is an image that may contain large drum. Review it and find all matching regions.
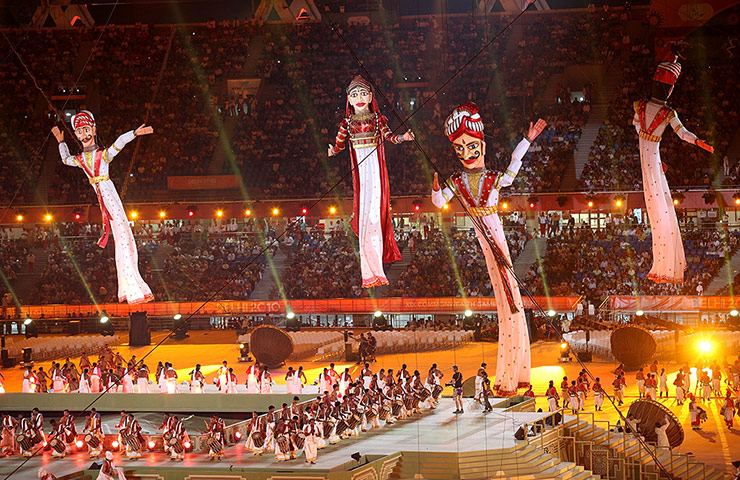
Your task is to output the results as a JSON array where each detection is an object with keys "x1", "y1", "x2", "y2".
[
  {"x1": 379, "y1": 405, "x2": 391, "y2": 421},
  {"x1": 251, "y1": 431, "x2": 265, "y2": 448},
  {"x1": 627, "y1": 399, "x2": 684, "y2": 448},
  {"x1": 404, "y1": 396, "x2": 415, "y2": 412},
  {"x1": 392, "y1": 400, "x2": 403, "y2": 417},
  {"x1": 293, "y1": 433, "x2": 306, "y2": 449},
  {"x1": 49, "y1": 438, "x2": 66, "y2": 454},
  {"x1": 322, "y1": 420, "x2": 334, "y2": 439},
  {"x1": 84, "y1": 433, "x2": 100, "y2": 449},
  {"x1": 334, "y1": 419, "x2": 348, "y2": 437},
  {"x1": 125, "y1": 433, "x2": 141, "y2": 452},
  {"x1": 610, "y1": 325, "x2": 657, "y2": 369},
  {"x1": 206, "y1": 436, "x2": 223, "y2": 453},
  {"x1": 432, "y1": 385, "x2": 443, "y2": 399},
  {"x1": 16, "y1": 434, "x2": 33, "y2": 452},
  {"x1": 163, "y1": 431, "x2": 172, "y2": 443},
  {"x1": 249, "y1": 326, "x2": 295, "y2": 367},
  {"x1": 346, "y1": 413, "x2": 362, "y2": 430},
  {"x1": 276, "y1": 435, "x2": 291, "y2": 453},
  {"x1": 169, "y1": 437, "x2": 184, "y2": 453},
  {"x1": 365, "y1": 408, "x2": 378, "y2": 423},
  {"x1": 418, "y1": 388, "x2": 431, "y2": 402}
]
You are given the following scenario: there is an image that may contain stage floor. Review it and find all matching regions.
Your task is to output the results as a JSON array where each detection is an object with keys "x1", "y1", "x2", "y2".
[{"x1": 0, "y1": 399, "x2": 549, "y2": 479}]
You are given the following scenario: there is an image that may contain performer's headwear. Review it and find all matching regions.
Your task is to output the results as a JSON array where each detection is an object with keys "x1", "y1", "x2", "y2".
[
  {"x1": 345, "y1": 76, "x2": 379, "y2": 116},
  {"x1": 71, "y1": 110, "x2": 96, "y2": 130},
  {"x1": 105, "y1": 451, "x2": 113, "y2": 460},
  {"x1": 445, "y1": 102, "x2": 485, "y2": 142},
  {"x1": 346, "y1": 75, "x2": 372, "y2": 94},
  {"x1": 653, "y1": 56, "x2": 681, "y2": 86}
]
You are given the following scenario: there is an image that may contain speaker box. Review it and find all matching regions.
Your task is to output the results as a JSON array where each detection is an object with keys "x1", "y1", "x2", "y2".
[
  {"x1": 577, "y1": 351, "x2": 592, "y2": 362},
  {"x1": 1, "y1": 349, "x2": 16, "y2": 368},
  {"x1": 344, "y1": 342, "x2": 358, "y2": 362},
  {"x1": 129, "y1": 312, "x2": 150, "y2": 346}
]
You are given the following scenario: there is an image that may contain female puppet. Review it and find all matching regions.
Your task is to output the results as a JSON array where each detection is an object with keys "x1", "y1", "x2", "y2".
[
  {"x1": 51, "y1": 111, "x2": 154, "y2": 304},
  {"x1": 432, "y1": 102, "x2": 546, "y2": 395},
  {"x1": 633, "y1": 56, "x2": 713, "y2": 283},
  {"x1": 328, "y1": 76, "x2": 414, "y2": 288}
]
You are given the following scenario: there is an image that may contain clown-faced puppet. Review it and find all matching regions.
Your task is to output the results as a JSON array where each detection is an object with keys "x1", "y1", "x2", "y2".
[
  {"x1": 328, "y1": 76, "x2": 414, "y2": 288},
  {"x1": 51, "y1": 111, "x2": 154, "y2": 304},
  {"x1": 432, "y1": 102, "x2": 546, "y2": 395}
]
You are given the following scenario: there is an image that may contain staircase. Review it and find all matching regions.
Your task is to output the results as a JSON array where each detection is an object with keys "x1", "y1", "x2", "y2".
[
  {"x1": 384, "y1": 244, "x2": 411, "y2": 287},
  {"x1": 205, "y1": 115, "x2": 238, "y2": 175},
  {"x1": 241, "y1": 34, "x2": 265, "y2": 77},
  {"x1": 11, "y1": 247, "x2": 48, "y2": 303},
  {"x1": 389, "y1": 444, "x2": 600, "y2": 480},
  {"x1": 248, "y1": 248, "x2": 289, "y2": 300},
  {"x1": 717, "y1": 126, "x2": 740, "y2": 186},
  {"x1": 706, "y1": 247, "x2": 740, "y2": 294},
  {"x1": 487, "y1": 22, "x2": 524, "y2": 106},
  {"x1": 33, "y1": 126, "x2": 61, "y2": 205},
  {"x1": 570, "y1": 60, "x2": 623, "y2": 182},
  {"x1": 514, "y1": 236, "x2": 547, "y2": 280},
  {"x1": 565, "y1": 416, "x2": 730, "y2": 480}
]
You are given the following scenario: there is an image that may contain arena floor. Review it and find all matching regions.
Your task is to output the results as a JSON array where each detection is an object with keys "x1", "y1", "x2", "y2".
[{"x1": 0, "y1": 331, "x2": 737, "y2": 473}]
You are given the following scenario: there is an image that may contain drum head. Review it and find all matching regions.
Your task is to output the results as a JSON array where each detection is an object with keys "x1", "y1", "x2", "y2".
[
  {"x1": 610, "y1": 325, "x2": 657, "y2": 369},
  {"x1": 627, "y1": 398, "x2": 684, "y2": 448},
  {"x1": 249, "y1": 325, "x2": 294, "y2": 367}
]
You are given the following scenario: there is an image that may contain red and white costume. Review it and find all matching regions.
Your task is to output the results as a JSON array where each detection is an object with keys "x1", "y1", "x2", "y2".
[
  {"x1": 633, "y1": 58, "x2": 701, "y2": 283},
  {"x1": 330, "y1": 77, "x2": 403, "y2": 288},
  {"x1": 432, "y1": 103, "x2": 531, "y2": 395},
  {"x1": 58, "y1": 111, "x2": 152, "y2": 304}
]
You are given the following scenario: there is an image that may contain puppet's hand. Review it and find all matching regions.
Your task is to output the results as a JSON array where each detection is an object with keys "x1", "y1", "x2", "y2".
[
  {"x1": 403, "y1": 130, "x2": 415, "y2": 142},
  {"x1": 433, "y1": 172, "x2": 440, "y2": 191},
  {"x1": 134, "y1": 124, "x2": 154, "y2": 137},
  {"x1": 526, "y1": 118, "x2": 547, "y2": 142},
  {"x1": 51, "y1": 126, "x2": 64, "y2": 143},
  {"x1": 696, "y1": 139, "x2": 714, "y2": 153},
  {"x1": 327, "y1": 144, "x2": 336, "y2": 157}
]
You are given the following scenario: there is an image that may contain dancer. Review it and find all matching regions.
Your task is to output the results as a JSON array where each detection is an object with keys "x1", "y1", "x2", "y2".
[
  {"x1": 205, "y1": 415, "x2": 225, "y2": 460},
  {"x1": 246, "y1": 361, "x2": 261, "y2": 394},
  {"x1": 96, "y1": 451, "x2": 126, "y2": 480},
  {"x1": 136, "y1": 364, "x2": 149, "y2": 393},
  {"x1": 546, "y1": 380, "x2": 559, "y2": 412},
  {"x1": 633, "y1": 56, "x2": 713, "y2": 283},
  {"x1": 722, "y1": 390, "x2": 736, "y2": 429},
  {"x1": 303, "y1": 418, "x2": 320, "y2": 464},
  {"x1": 328, "y1": 76, "x2": 412, "y2": 287},
  {"x1": 52, "y1": 112, "x2": 153, "y2": 304},
  {"x1": 189, "y1": 364, "x2": 205, "y2": 393},
  {"x1": 433, "y1": 102, "x2": 545, "y2": 394}
]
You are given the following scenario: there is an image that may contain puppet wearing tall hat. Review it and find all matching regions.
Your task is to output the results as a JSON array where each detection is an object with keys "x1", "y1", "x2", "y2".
[
  {"x1": 52, "y1": 112, "x2": 154, "y2": 304},
  {"x1": 432, "y1": 102, "x2": 546, "y2": 395},
  {"x1": 328, "y1": 76, "x2": 414, "y2": 288},
  {"x1": 633, "y1": 56, "x2": 713, "y2": 283}
]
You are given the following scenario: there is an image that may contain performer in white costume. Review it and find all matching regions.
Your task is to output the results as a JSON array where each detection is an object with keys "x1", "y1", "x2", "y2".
[
  {"x1": 52, "y1": 111, "x2": 153, "y2": 304},
  {"x1": 328, "y1": 76, "x2": 413, "y2": 287},
  {"x1": 632, "y1": 56, "x2": 713, "y2": 283},
  {"x1": 432, "y1": 102, "x2": 546, "y2": 395}
]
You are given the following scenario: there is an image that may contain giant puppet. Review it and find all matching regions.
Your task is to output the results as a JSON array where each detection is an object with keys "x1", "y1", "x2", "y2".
[
  {"x1": 633, "y1": 56, "x2": 713, "y2": 283},
  {"x1": 51, "y1": 112, "x2": 154, "y2": 304},
  {"x1": 328, "y1": 76, "x2": 414, "y2": 288},
  {"x1": 432, "y1": 102, "x2": 546, "y2": 395}
]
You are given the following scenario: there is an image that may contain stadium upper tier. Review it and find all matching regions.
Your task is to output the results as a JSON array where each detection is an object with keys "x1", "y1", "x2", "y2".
[{"x1": 0, "y1": 6, "x2": 736, "y2": 207}]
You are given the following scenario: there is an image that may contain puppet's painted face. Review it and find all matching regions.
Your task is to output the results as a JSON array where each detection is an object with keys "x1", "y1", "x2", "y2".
[
  {"x1": 348, "y1": 87, "x2": 372, "y2": 114},
  {"x1": 74, "y1": 125, "x2": 96, "y2": 148},
  {"x1": 452, "y1": 133, "x2": 485, "y2": 170}
]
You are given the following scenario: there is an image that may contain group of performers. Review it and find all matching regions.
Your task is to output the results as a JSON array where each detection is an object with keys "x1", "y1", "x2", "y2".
[{"x1": 244, "y1": 363, "x2": 446, "y2": 464}]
